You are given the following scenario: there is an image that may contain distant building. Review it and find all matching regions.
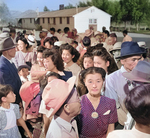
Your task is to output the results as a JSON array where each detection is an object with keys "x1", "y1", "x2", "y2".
[{"x1": 18, "y1": 6, "x2": 112, "y2": 33}]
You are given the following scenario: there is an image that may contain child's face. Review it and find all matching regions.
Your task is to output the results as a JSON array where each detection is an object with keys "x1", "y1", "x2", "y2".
[
  {"x1": 4, "y1": 91, "x2": 16, "y2": 103},
  {"x1": 83, "y1": 57, "x2": 94, "y2": 69},
  {"x1": 19, "y1": 68, "x2": 29, "y2": 78},
  {"x1": 48, "y1": 76, "x2": 58, "y2": 83}
]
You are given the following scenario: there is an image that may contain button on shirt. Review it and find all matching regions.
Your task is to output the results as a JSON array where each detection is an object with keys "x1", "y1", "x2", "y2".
[{"x1": 46, "y1": 115, "x2": 79, "y2": 138}]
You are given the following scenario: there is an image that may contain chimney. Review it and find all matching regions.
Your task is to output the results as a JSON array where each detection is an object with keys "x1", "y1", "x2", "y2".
[{"x1": 59, "y1": 4, "x2": 64, "y2": 10}]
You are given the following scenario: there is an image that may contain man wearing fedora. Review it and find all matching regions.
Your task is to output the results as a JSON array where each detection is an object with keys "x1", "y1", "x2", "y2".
[
  {"x1": 122, "y1": 60, "x2": 150, "y2": 130},
  {"x1": 105, "y1": 41, "x2": 145, "y2": 128},
  {"x1": 0, "y1": 34, "x2": 22, "y2": 104}
]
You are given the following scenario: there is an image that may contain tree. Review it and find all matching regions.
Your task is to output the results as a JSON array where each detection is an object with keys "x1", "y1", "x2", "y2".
[
  {"x1": 44, "y1": 6, "x2": 50, "y2": 11},
  {"x1": 64, "y1": 3, "x2": 75, "y2": 9},
  {"x1": 120, "y1": 0, "x2": 150, "y2": 30}
]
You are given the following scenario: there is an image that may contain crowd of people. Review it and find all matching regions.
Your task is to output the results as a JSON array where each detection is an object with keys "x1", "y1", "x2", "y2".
[{"x1": 0, "y1": 26, "x2": 150, "y2": 138}]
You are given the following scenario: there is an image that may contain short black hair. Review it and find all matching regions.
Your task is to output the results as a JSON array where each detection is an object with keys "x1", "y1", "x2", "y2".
[
  {"x1": 50, "y1": 27, "x2": 55, "y2": 32},
  {"x1": 123, "y1": 30, "x2": 128, "y2": 34},
  {"x1": 64, "y1": 27, "x2": 70, "y2": 34},
  {"x1": 125, "y1": 84, "x2": 150, "y2": 126}
]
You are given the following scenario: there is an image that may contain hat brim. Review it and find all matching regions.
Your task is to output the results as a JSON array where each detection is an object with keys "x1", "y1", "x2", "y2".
[
  {"x1": 0, "y1": 44, "x2": 17, "y2": 52},
  {"x1": 115, "y1": 52, "x2": 146, "y2": 59},
  {"x1": 122, "y1": 72, "x2": 150, "y2": 83},
  {"x1": 47, "y1": 76, "x2": 76, "y2": 117},
  {"x1": 110, "y1": 48, "x2": 121, "y2": 54}
]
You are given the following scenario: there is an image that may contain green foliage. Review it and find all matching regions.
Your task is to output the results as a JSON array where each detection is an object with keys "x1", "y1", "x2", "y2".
[
  {"x1": 64, "y1": 3, "x2": 75, "y2": 9},
  {"x1": 44, "y1": 6, "x2": 50, "y2": 11}
]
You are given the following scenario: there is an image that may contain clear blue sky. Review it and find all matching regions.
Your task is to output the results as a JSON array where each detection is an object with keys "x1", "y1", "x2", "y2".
[{"x1": 1, "y1": 0, "x2": 87, "y2": 12}]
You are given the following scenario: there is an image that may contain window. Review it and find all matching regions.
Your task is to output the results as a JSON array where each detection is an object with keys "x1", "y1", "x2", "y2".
[
  {"x1": 89, "y1": 19, "x2": 97, "y2": 24},
  {"x1": 30, "y1": 18, "x2": 32, "y2": 23},
  {"x1": 48, "y1": 18, "x2": 50, "y2": 24},
  {"x1": 67, "y1": 17, "x2": 69, "y2": 24},
  {"x1": 60, "y1": 17, "x2": 62, "y2": 24},
  {"x1": 43, "y1": 18, "x2": 45, "y2": 23},
  {"x1": 53, "y1": 17, "x2": 56, "y2": 24}
]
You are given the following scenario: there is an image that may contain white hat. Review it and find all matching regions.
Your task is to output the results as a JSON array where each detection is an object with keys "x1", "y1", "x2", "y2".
[
  {"x1": 27, "y1": 35, "x2": 36, "y2": 46},
  {"x1": 138, "y1": 41, "x2": 148, "y2": 49},
  {"x1": 2, "y1": 28, "x2": 10, "y2": 33},
  {"x1": 54, "y1": 41, "x2": 66, "y2": 46},
  {"x1": 42, "y1": 29, "x2": 48, "y2": 32}
]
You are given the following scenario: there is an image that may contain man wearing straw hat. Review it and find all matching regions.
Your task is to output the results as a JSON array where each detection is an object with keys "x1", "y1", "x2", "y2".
[
  {"x1": 41, "y1": 76, "x2": 81, "y2": 138},
  {"x1": 0, "y1": 33, "x2": 22, "y2": 104},
  {"x1": 105, "y1": 41, "x2": 146, "y2": 128}
]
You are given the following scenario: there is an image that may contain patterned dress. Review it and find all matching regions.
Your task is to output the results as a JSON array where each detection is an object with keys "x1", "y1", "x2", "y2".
[
  {"x1": 0, "y1": 104, "x2": 21, "y2": 138},
  {"x1": 79, "y1": 95, "x2": 118, "y2": 138}
]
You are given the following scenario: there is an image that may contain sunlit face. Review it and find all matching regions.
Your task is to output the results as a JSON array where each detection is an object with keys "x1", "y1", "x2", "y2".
[
  {"x1": 43, "y1": 56, "x2": 56, "y2": 72},
  {"x1": 18, "y1": 68, "x2": 29, "y2": 79},
  {"x1": 62, "y1": 50, "x2": 74, "y2": 64},
  {"x1": 84, "y1": 73, "x2": 103, "y2": 97},
  {"x1": 83, "y1": 57, "x2": 94, "y2": 69},
  {"x1": 108, "y1": 37, "x2": 116, "y2": 45},
  {"x1": 47, "y1": 76, "x2": 58, "y2": 83},
  {"x1": 45, "y1": 42, "x2": 52, "y2": 49},
  {"x1": 37, "y1": 52, "x2": 44, "y2": 67},
  {"x1": 121, "y1": 55, "x2": 142, "y2": 72},
  {"x1": 5, "y1": 91, "x2": 16, "y2": 103},
  {"x1": 67, "y1": 90, "x2": 81, "y2": 117},
  {"x1": 94, "y1": 56, "x2": 109, "y2": 73},
  {"x1": 17, "y1": 40, "x2": 27, "y2": 51}
]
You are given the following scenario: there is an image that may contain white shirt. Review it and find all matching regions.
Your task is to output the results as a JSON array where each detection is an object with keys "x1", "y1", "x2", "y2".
[
  {"x1": 105, "y1": 66, "x2": 129, "y2": 125},
  {"x1": 46, "y1": 115, "x2": 79, "y2": 138},
  {"x1": 107, "y1": 126, "x2": 150, "y2": 138},
  {"x1": 0, "y1": 104, "x2": 17, "y2": 130}
]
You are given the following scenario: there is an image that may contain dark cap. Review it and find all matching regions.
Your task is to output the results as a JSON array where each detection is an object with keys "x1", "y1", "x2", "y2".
[
  {"x1": 82, "y1": 36, "x2": 91, "y2": 47},
  {"x1": 0, "y1": 36, "x2": 17, "y2": 52},
  {"x1": 18, "y1": 65, "x2": 31, "y2": 72}
]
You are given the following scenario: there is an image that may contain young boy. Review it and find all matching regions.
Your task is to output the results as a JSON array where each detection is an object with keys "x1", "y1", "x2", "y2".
[{"x1": 18, "y1": 65, "x2": 30, "y2": 84}]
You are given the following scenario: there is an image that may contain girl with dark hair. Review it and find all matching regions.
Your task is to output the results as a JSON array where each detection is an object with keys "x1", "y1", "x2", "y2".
[
  {"x1": 12, "y1": 36, "x2": 37, "y2": 68},
  {"x1": 77, "y1": 67, "x2": 118, "y2": 138},
  {"x1": 60, "y1": 44, "x2": 81, "y2": 78},
  {"x1": 43, "y1": 48, "x2": 72, "y2": 81},
  {"x1": 0, "y1": 84, "x2": 32, "y2": 138},
  {"x1": 80, "y1": 52, "x2": 94, "y2": 69},
  {"x1": 108, "y1": 84, "x2": 150, "y2": 138},
  {"x1": 93, "y1": 47, "x2": 118, "y2": 75},
  {"x1": 44, "y1": 36, "x2": 58, "y2": 49}
]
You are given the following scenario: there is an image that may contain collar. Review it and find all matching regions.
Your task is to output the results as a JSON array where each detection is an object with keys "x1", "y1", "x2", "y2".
[
  {"x1": 58, "y1": 71, "x2": 65, "y2": 76},
  {"x1": 132, "y1": 126, "x2": 150, "y2": 136},
  {"x1": 0, "y1": 103, "x2": 15, "y2": 112},
  {"x1": 55, "y1": 115, "x2": 75, "y2": 133},
  {"x1": 120, "y1": 65, "x2": 128, "y2": 73},
  {"x1": 46, "y1": 71, "x2": 65, "y2": 76},
  {"x1": 2, "y1": 55, "x2": 13, "y2": 63}
]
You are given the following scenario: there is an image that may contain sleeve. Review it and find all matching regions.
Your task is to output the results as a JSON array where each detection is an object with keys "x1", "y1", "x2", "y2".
[
  {"x1": 108, "y1": 99, "x2": 118, "y2": 124},
  {"x1": 105, "y1": 75, "x2": 120, "y2": 109},
  {"x1": 14, "y1": 104, "x2": 21, "y2": 119}
]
